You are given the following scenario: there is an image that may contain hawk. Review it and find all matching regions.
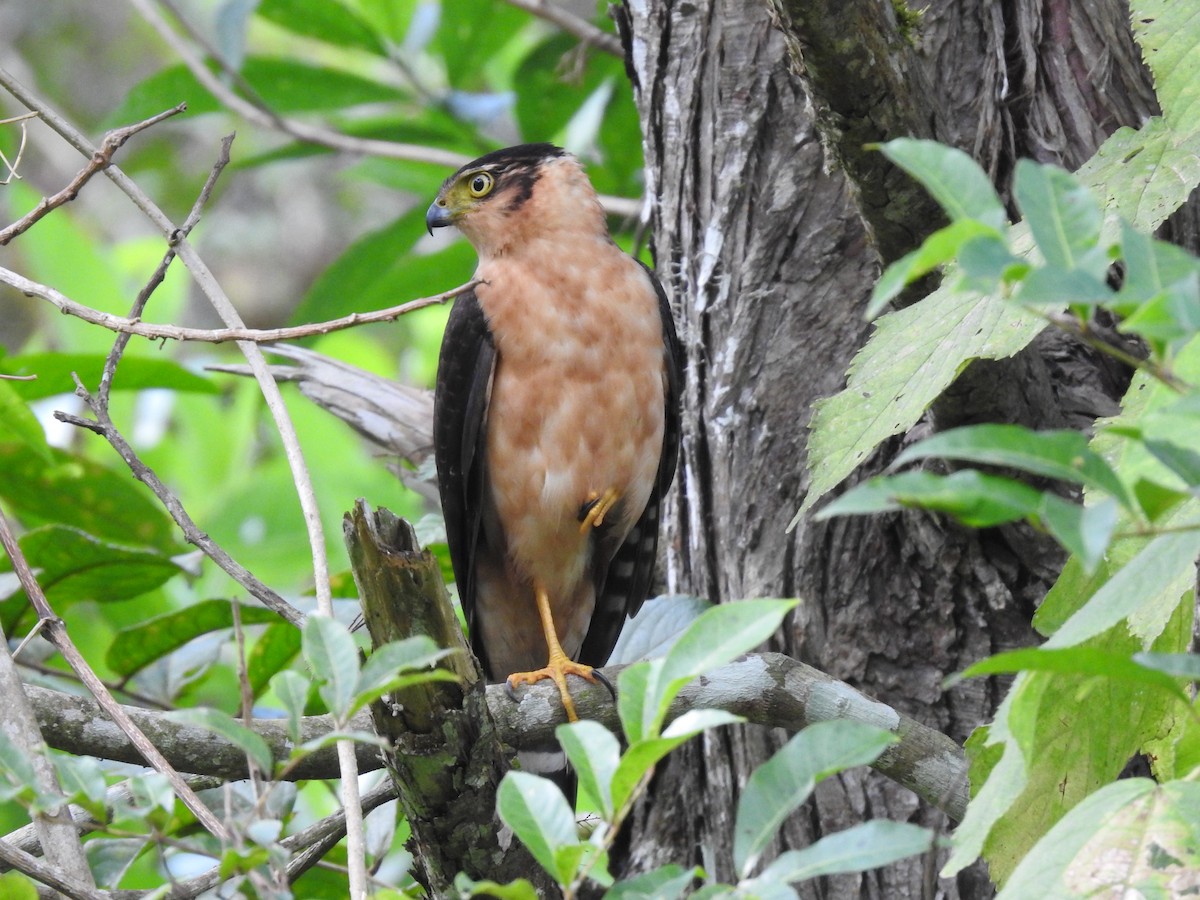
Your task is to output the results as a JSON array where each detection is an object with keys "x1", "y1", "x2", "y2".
[{"x1": 427, "y1": 144, "x2": 682, "y2": 723}]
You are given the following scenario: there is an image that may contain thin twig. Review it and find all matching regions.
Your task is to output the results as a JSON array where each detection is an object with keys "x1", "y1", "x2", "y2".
[
  {"x1": 0, "y1": 111, "x2": 36, "y2": 185},
  {"x1": 0, "y1": 265, "x2": 478, "y2": 344},
  {"x1": 0, "y1": 373, "x2": 37, "y2": 381},
  {"x1": 501, "y1": 0, "x2": 623, "y2": 55},
  {"x1": 0, "y1": 506, "x2": 231, "y2": 842},
  {"x1": 122, "y1": 0, "x2": 642, "y2": 218},
  {"x1": 98, "y1": 131, "x2": 232, "y2": 409},
  {"x1": 1044, "y1": 310, "x2": 1190, "y2": 393},
  {"x1": 0, "y1": 104, "x2": 187, "y2": 246}
]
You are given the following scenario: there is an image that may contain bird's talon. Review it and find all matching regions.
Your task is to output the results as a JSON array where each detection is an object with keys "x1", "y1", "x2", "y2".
[
  {"x1": 592, "y1": 667, "x2": 616, "y2": 701},
  {"x1": 579, "y1": 487, "x2": 620, "y2": 533}
]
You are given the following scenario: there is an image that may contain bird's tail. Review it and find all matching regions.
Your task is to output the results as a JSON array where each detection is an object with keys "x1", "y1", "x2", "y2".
[{"x1": 517, "y1": 749, "x2": 577, "y2": 804}]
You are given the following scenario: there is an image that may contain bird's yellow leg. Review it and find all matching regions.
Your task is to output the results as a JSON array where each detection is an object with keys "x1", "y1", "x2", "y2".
[
  {"x1": 506, "y1": 583, "x2": 599, "y2": 722},
  {"x1": 579, "y1": 487, "x2": 620, "y2": 534}
]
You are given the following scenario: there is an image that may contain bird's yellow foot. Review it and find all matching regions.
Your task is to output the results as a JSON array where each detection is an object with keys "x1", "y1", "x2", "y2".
[
  {"x1": 579, "y1": 487, "x2": 620, "y2": 533},
  {"x1": 507, "y1": 650, "x2": 599, "y2": 722}
]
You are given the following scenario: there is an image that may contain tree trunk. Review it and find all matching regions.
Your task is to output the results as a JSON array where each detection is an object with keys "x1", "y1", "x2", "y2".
[{"x1": 615, "y1": 1, "x2": 1184, "y2": 896}]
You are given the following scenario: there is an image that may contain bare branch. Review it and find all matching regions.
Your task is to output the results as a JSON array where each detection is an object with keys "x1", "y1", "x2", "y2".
[
  {"x1": 0, "y1": 104, "x2": 187, "y2": 246},
  {"x1": 501, "y1": 0, "x2": 623, "y2": 55},
  {"x1": 0, "y1": 507, "x2": 231, "y2": 842},
  {"x1": 0, "y1": 265, "x2": 478, "y2": 344}
]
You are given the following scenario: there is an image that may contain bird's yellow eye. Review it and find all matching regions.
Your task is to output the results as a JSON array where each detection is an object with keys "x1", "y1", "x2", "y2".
[{"x1": 467, "y1": 172, "x2": 494, "y2": 197}]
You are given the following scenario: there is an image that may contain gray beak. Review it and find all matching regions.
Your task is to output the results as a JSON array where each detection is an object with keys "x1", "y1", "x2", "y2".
[{"x1": 426, "y1": 200, "x2": 454, "y2": 235}]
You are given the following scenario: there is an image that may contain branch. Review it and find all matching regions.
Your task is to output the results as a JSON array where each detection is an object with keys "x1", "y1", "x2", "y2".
[
  {"x1": 0, "y1": 266, "x2": 478, "y2": 344},
  {"x1": 0, "y1": 839, "x2": 108, "y2": 900},
  {"x1": 21, "y1": 651, "x2": 969, "y2": 824},
  {"x1": 0, "y1": 577, "x2": 94, "y2": 890},
  {"x1": 501, "y1": 0, "x2": 623, "y2": 55},
  {"x1": 0, "y1": 104, "x2": 187, "y2": 246}
]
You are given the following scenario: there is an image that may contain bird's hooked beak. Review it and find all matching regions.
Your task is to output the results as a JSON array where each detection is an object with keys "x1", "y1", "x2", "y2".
[{"x1": 426, "y1": 198, "x2": 455, "y2": 235}]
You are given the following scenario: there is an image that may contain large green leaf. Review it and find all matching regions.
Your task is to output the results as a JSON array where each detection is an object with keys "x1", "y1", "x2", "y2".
[
  {"x1": 996, "y1": 779, "x2": 1200, "y2": 899},
  {"x1": 255, "y1": 0, "x2": 387, "y2": 55},
  {"x1": 0, "y1": 379, "x2": 51, "y2": 463},
  {"x1": 1, "y1": 524, "x2": 181, "y2": 608},
  {"x1": 107, "y1": 57, "x2": 407, "y2": 125},
  {"x1": 163, "y1": 707, "x2": 274, "y2": 774},
  {"x1": 749, "y1": 820, "x2": 934, "y2": 887},
  {"x1": 496, "y1": 772, "x2": 578, "y2": 884},
  {"x1": 106, "y1": 599, "x2": 284, "y2": 677},
  {"x1": 0, "y1": 443, "x2": 179, "y2": 551},
  {"x1": 943, "y1": 596, "x2": 1193, "y2": 882}
]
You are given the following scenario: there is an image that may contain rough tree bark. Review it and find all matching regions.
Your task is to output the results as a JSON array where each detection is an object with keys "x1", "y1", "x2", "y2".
[{"x1": 614, "y1": 1, "x2": 1192, "y2": 897}]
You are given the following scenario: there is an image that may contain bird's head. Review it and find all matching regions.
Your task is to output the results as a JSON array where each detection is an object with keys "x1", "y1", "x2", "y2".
[{"x1": 426, "y1": 144, "x2": 607, "y2": 258}]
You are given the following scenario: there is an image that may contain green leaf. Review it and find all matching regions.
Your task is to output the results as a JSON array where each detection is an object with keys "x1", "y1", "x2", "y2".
[
  {"x1": 1114, "y1": 221, "x2": 1200, "y2": 310},
  {"x1": 996, "y1": 779, "x2": 1200, "y2": 899},
  {"x1": 1013, "y1": 160, "x2": 1105, "y2": 272},
  {"x1": 639, "y1": 599, "x2": 796, "y2": 740},
  {"x1": 1043, "y1": 529, "x2": 1200, "y2": 648},
  {"x1": 797, "y1": 288, "x2": 1046, "y2": 525},
  {"x1": 1131, "y1": 651, "x2": 1200, "y2": 681},
  {"x1": 891, "y1": 424, "x2": 1133, "y2": 508},
  {"x1": 1015, "y1": 266, "x2": 1112, "y2": 306},
  {"x1": 0, "y1": 380, "x2": 51, "y2": 462},
  {"x1": 603, "y1": 865, "x2": 699, "y2": 900},
  {"x1": 0, "y1": 353, "x2": 217, "y2": 401},
  {"x1": 868, "y1": 219, "x2": 1001, "y2": 318},
  {"x1": 247, "y1": 621, "x2": 302, "y2": 697},
  {"x1": 163, "y1": 708, "x2": 274, "y2": 773},
  {"x1": 555, "y1": 720, "x2": 620, "y2": 819},
  {"x1": 454, "y1": 874, "x2": 541, "y2": 900},
  {"x1": 0, "y1": 444, "x2": 179, "y2": 552},
  {"x1": 1037, "y1": 494, "x2": 1118, "y2": 572},
  {"x1": 734, "y1": 721, "x2": 898, "y2": 877},
  {"x1": 750, "y1": 820, "x2": 934, "y2": 885},
  {"x1": 2, "y1": 525, "x2": 182, "y2": 610},
  {"x1": 497, "y1": 772, "x2": 578, "y2": 883},
  {"x1": 611, "y1": 710, "x2": 742, "y2": 813},
  {"x1": 107, "y1": 599, "x2": 282, "y2": 677},
  {"x1": 52, "y1": 753, "x2": 108, "y2": 821},
  {"x1": 952, "y1": 646, "x2": 1191, "y2": 706},
  {"x1": 288, "y1": 207, "x2": 476, "y2": 329},
  {"x1": 256, "y1": 0, "x2": 387, "y2": 55},
  {"x1": 352, "y1": 636, "x2": 453, "y2": 713},
  {"x1": 877, "y1": 139, "x2": 1008, "y2": 231},
  {"x1": 816, "y1": 470, "x2": 1044, "y2": 528},
  {"x1": 108, "y1": 57, "x2": 407, "y2": 125},
  {"x1": 302, "y1": 615, "x2": 362, "y2": 720},
  {"x1": 269, "y1": 668, "x2": 311, "y2": 743}
]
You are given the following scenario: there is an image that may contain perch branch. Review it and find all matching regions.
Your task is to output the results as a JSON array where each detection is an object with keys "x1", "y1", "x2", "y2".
[
  {"x1": 0, "y1": 103, "x2": 187, "y2": 246},
  {"x1": 19, "y1": 653, "x2": 970, "y2": 823},
  {"x1": 0, "y1": 266, "x2": 478, "y2": 344},
  {"x1": 0, "y1": 839, "x2": 107, "y2": 900}
]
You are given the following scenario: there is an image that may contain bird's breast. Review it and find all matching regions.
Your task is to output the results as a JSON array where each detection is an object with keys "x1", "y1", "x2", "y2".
[{"x1": 475, "y1": 252, "x2": 667, "y2": 595}]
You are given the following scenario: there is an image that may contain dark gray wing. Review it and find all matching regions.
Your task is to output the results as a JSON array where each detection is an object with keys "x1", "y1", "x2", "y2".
[
  {"x1": 432, "y1": 288, "x2": 497, "y2": 673},
  {"x1": 578, "y1": 260, "x2": 684, "y2": 666}
]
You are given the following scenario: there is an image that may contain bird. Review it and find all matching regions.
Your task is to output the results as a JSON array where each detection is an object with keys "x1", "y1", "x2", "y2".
[{"x1": 427, "y1": 143, "x2": 682, "y2": 725}]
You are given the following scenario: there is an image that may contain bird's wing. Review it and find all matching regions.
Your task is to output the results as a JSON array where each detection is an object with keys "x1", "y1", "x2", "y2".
[
  {"x1": 578, "y1": 261, "x2": 684, "y2": 666},
  {"x1": 433, "y1": 287, "x2": 497, "y2": 673}
]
